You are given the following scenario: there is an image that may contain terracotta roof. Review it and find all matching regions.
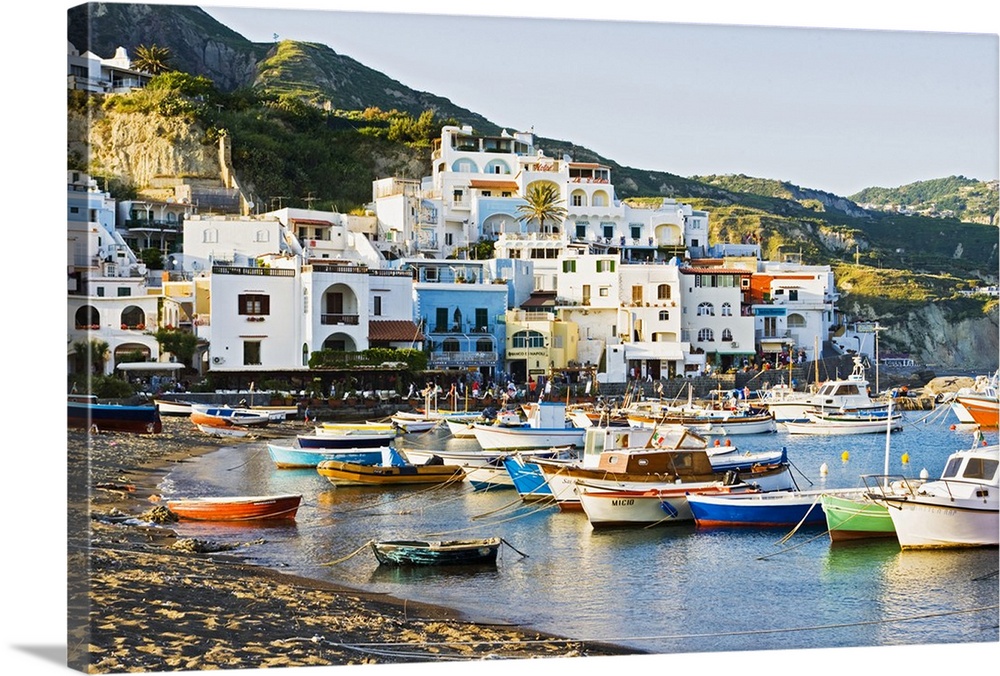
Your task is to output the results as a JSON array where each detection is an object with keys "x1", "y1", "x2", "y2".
[
  {"x1": 469, "y1": 179, "x2": 520, "y2": 191},
  {"x1": 368, "y1": 320, "x2": 424, "y2": 342}
]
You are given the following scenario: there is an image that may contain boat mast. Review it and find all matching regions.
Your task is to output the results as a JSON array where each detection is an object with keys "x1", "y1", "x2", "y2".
[{"x1": 882, "y1": 398, "x2": 893, "y2": 488}]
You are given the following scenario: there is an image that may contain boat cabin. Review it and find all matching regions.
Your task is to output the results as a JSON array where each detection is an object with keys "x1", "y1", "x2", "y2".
[{"x1": 596, "y1": 448, "x2": 715, "y2": 477}]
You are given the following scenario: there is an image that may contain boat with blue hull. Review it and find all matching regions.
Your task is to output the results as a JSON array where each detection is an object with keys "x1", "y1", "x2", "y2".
[
  {"x1": 266, "y1": 443, "x2": 387, "y2": 469},
  {"x1": 68, "y1": 396, "x2": 163, "y2": 434},
  {"x1": 687, "y1": 487, "x2": 867, "y2": 528},
  {"x1": 296, "y1": 433, "x2": 393, "y2": 449}
]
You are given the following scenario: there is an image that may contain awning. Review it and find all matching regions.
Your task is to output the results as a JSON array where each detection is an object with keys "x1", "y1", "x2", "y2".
[
  {"x1": 468, "y1": 180, "x2": 520, "y2": 191},
  {"x1": 624, "y1": 343, "x2": 684, "y2": 361},
  {"x1": 116, "y1": 362, "x2": 185, "y2": 371},
  {"x1": 369, "y1": 320, "x2": 424, "y2": 342},
  {"x1": 520, "y1": 291, "x2": 557, "y2": 308}
]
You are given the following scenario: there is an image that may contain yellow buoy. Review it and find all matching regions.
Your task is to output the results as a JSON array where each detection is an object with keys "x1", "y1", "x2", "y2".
[
  {"x1": 841, "y1": 451, "x2": 850, "y2": 462},
  {"x1": 901, "y1": 452, "x2": 910, "y2": 464}
]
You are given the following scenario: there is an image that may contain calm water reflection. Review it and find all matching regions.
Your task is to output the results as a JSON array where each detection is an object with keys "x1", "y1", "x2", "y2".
[{"x1": 159, "y1": 414, "x2": 999, "y2": 655}]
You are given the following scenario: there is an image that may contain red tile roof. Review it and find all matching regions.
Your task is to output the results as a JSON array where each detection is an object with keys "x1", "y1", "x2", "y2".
[{"x1": 368, "y1": 320, "x2": 424, "y2": 342}]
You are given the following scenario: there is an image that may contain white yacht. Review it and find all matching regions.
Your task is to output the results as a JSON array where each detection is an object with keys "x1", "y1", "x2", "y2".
[{"x1": 764, "y1": 356, "x2": 885, "y2": 422}]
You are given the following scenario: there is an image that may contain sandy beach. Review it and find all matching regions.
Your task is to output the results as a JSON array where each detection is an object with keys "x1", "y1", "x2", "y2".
[{"x1": 66, "y1": 416, "x2": 637, "y2": 673}]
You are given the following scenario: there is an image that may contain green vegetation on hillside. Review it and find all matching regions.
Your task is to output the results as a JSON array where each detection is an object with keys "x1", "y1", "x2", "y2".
[{"x1": 850, "y1": 176, "x2": 998, "y2": 224}]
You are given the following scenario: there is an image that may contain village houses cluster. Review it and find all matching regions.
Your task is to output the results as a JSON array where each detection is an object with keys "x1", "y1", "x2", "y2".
[{"x1": 67, "y1": 45, "x2": 841, "y2": 390}]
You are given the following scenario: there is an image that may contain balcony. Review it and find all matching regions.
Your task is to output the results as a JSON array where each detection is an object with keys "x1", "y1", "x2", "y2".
[
  {"x1": 428, "y1": 351, "x2": 498, "y2": 366},
  {"x1": 321, "y1": 314, "x2": 360, "y2": 325}
]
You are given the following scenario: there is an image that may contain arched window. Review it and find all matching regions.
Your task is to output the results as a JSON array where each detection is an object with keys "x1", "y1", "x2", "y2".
[
  {"x1": 442, "y1": 338, "x2": 460, "y2": 352},
  {"x1": 721, "y1": 302, "x2": 732, "y2": 316},
  {"x1": 657, "y1": 284, "x2": 672, "y2": 300},
  {"x1": 697, "y1": 328, "x2": 715, "y2": 342},
  {"x1": 512, "y1": 330, "x2": 545, "y2": 348},
  {"x1": 484, "y1": 159, "x2": 510, "y2": 175},
  {"x1": 451, "y1": 159, "x2": 478, "y2": 173},
  {"x1": 658, "y1": 310, "x2": 670, "y2": 321},
  {"x1": 476, "y1": 338, "x2": 493, "y2": 352},
  {"x1": 788, "y1": 313, "x2": 807, "y2": 328},
  {"x1": 75, "y1": 305, "x2": 100, "y2": 329},
  {"x1": 721, "y1": 328, "x2": 734, "y2": 342},
  {"x1": 697, "y1": 302, "x2": 715, "y2": 316},
  {"x1": 120, "y1": 305, "x2": 146, "y2": 329}
]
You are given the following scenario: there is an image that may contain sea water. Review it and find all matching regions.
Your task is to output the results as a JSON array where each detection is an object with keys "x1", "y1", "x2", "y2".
[{"x1": 159, "y1": 411, "x2": 999, "y2": 657}]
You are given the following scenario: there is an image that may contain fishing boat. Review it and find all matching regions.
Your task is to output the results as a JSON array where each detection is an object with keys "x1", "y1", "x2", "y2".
[
  {"x1": 471, "y1": 402, "x2": 587, "y2": 450},
  {"x1": 370, "y1": 537, "x2": 501, "y2": 566},
  {"x1": 165, "y1": 494, "x2": 302, "y2": 521},
  {"x1": 318, "y1": 421, "x2": 397, "y2": 434},
  {"x1": 626, "y1": 407, "x2": 778, "y2": 436},
  {"x1": 868, "y1": 443, "x2": 999, "y2": 549},
  {"x1": 152, "y1": 398, "x2": 197, "y2": 416},
  {"x1": 784, "y1": 409, "x2": 903, "y2": 436},
  {"x1": 501, "y1": 451, "x2": 578, "y2": 501},
  {"x1": 68, "y1": 396, "x2": 163, "y2": 434},
  {"x1": 764, "y1": 356, "x2": 886, "y2": 422},
  {"x1": 954, "y1": 392, "x2": 999, "y2": 428},
  {"x1": 687, "y1": 487, "x2": 868, "y2": 528},
  {"x1": 297, "y1": 428, "x2": 396, "y2": 449},
  {"x1": 578, "y1": 480, "x2": 757, "y2": 528},
  {"x1": 266, "y1": 443, "x2": 388, "y2": 468},
  {"x1": 316, "y1": 447, "x2": 465, "y2": 486},
  {"x1": 190, "y1": 405, "x2": 271, "y2": 430}
]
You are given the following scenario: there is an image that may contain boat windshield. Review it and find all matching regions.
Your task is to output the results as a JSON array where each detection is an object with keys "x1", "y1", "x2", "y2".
[
  {"x1": 941, "y1": 456, "x2": 964, "y2": 479},
  {"x1": 962, "y1": 457, "x2": 998, "y2": 482}
]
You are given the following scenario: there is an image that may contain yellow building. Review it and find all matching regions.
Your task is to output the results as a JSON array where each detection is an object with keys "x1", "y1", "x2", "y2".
[{"x1": 504, "y1": 308, "x2": 578, "y2": 384}]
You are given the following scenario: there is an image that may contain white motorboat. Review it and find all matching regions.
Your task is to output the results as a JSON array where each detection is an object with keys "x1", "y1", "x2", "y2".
[
  {"x1": 784, "y1": 409, "x2": 903, "y2": 436},
  {"x1": 765, "y1": 356, "x2": 886, "y2": 422},
  {"x1": 870, "y1": 443, "x2": 998, "y2": 549}
]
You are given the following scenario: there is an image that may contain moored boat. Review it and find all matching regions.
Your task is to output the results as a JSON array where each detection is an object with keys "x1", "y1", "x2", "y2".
[
  {"x1": 194, "y1": 422, "x2": 255, "y2": 438},
  {"x1": 784, "y1": 409, "x2": 903, "y2": 436},
  {"x1": 578, "y1": 480, "x2": 756, "y2": 527},
  {"x1": 954, "y1": 392, "x2": 999, "y2": 428},
  {"x1": 317, "y1": 447, "x2": 465, "y2": 486},
  {"x1": 297, "y1": 429, "x2": 396, "y2": 449},
  {"x1": 165, "y1": 494, "x2": 302, "y2": 521},
  {"x1": 152, "y1": 398, "x2": 197, "y2": 416},
  {"x1": 868, "y1": 443, "x2": 999, "y2": 549},
  {"x1": 764, "y1": 356, "x2": 886, "y2": 422},
  {"x1": 370, "y1": 537, "x2": 501, "y2": 566},
  {"x1": 68, "y1": 396, "x2": 163, "y2": 434},
  {"x1": 266, "y1": 443, "x2": 387, "y2": 468},
  {"x1": 190, "y1": 405, "x2": 271, "y2": 429},
  {"x1": 687, "y1": 487, "x2": 868, "y2": 528}
]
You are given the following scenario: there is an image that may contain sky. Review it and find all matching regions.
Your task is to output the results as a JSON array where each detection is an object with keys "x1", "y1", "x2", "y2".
[
  {"x1": 188, "y1": 0, "x2": 1000, "y2": 198},
  {"x1": 1, "y1": 3, "x2": 997, "y2": 676}
]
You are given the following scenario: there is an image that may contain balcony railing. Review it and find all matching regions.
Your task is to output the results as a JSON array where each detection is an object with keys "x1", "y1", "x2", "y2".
[
  {"x1": 212, "y1": 266, "x2": 295, "y2": 277},
  {"x1": 428, "y1": 351, "x2": 498, "y2": 366},
  {"x1": 321, "y1": 314, "x2": 360, "y2": 325}
]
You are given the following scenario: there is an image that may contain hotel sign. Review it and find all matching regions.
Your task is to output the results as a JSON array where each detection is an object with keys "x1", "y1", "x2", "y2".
[{"x1": 753, "y1": 306, "x2": 786, "y2": 317}]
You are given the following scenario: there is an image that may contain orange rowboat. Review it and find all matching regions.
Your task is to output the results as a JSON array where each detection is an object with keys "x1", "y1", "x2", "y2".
[{"x1": 166, "y1": 494, "x2": 302, "y2": 521}]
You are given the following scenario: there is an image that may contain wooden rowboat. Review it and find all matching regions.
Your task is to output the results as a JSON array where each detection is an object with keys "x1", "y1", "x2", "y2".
[
  {"x1": 317, "y1": 459, "x2": 465, "y2": 486},
  {"x1": 166, "y1": 494, "x2": 302, "y2": 521},
  {"x1": 370, "y1": 537, "x2": 501, "y2": 566}
]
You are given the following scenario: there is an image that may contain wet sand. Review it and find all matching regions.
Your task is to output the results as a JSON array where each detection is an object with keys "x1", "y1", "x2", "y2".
[{"x1": 68, "y1": 416, "x2": 638, "y2": 672}]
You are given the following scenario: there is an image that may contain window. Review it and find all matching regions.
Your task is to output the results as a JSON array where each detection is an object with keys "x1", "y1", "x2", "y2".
[
  {"x1": 70, "y1": 206, "x2": 80, "y2": 214},
  {"x1": 697, "y1": 328, "x2": 715, "y2": 342},
  {"x1": 442, "y1": 338, "x2": 460, "y2": 352},
  {"x1": 445, "y1": 233, "x2": 453, "y2": 246},
  {"x1": 373, "y1": 296, "x2": 382, "y2": 316},
  {"x1": 722, "y1": 328, "x2": 733, "y2": 341},
  {"x1": 475, "y1": 308, "x2": 488, "y2": 331},
  {"x1": 659, "y1": 310, "x2": 670, "y2": 321},
  {"x1": 697, "y1": 302, "x2": 715, "y2": 316},
  {"x1": 435, "y1": 308, "x2": 449, "y2": 332},
  {"x1": 576, "y1": 224, "x2": 587, "y2": 238},
  {"x1": 657, "y1": 284, "x2": 671, "y2": 300},
  {"x1": 631, "y1": 225, "x2": 641, "y2": 240},
  {"x1": 512, "y1": 330, "x2": 545, "y2": 348},
  {"x1": 476, "y1": 337, "x2": 493, "y2": 352},
  {"x1": 562, "y1": 260, "x2": 576, "y2": 273},
  {"x1": 243, "y1": 340, "x2": 261, "y2": 365},
  {"x1": 238, "y1": 294, "x2": 270, "y2": 315},
  {"x1": 453, "y1": 189, "x2": 464, "y2": 202},
  {"x1": 721, "y1": 302, "x2": 732, "y2": 316},
  {"x1": 582, "y1": 285, "x2": 591, "y2": 304},
  {"x1": 502, "y1": 192, "x2": 512, "y2": 197},
  {"x1": 596, "y1": 260, "x2": 615, "y2": 273},
  {"x1": 96, "y1": 287, "x2": 105, "y2": 297},
  {"x1": 117, "y1": 287, "x2": 131, "y2": 297},
  {"x1": 603, "y1": 224, "x2": 614, "y2": 240},
  {"x1": 599, "y1": 287, "x2": 609, "y2": 297},
  {"x1": 572, "y1": 194, "x2": 583, "y2": 206},
  {"x1": 788, "y1": 289, "x2": 799, "y2": 301},
  {"x1": 632, "y1": 286, "x2": 643, "y2": 304},
  {"x1": 255, "y1": 229, "x2": 270, "y2": 242},
  {"x1": 203, "y1": 228, "x2": 218, "y2": 243},
  {"x1": 788, "y1": 314, "x2": 807, "y2": 328}
]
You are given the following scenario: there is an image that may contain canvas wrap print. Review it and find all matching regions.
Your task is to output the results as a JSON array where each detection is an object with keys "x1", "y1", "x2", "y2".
[{"x1": 66, "y1": 2, "x2": 1000, "y2": 673}]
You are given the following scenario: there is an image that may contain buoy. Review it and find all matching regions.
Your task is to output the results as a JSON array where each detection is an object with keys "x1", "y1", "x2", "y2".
[
  {"x1": 920, "y1": 468, "x2": 929, "y2": 480},
  {"x1": 820, "y1": 462, "x2": 829, "y2": 476},
  {"x1": 841, "y1": 451, "x2": 850, "y2": 462},
  {"x1": 725, "y1": 439, "x2": 732, "y2": 447},
  {"x1": 901, "y1": 452, "x2": 909, "y2": 464},
  {"x1": 950, "y1": 424, "x2": 956, "y2": 430}
]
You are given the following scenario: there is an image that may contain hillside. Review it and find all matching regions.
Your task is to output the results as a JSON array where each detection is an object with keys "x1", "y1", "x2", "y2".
[{"x1": 850, "y1": 176, "x2": 998, "y2": 225}]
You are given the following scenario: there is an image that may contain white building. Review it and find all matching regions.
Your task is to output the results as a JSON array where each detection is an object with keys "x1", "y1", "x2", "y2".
[
  {"x1": 751, "y1": 261, "x2": 840, "y2": 363},
  {"x1": 679, "y1": 263, "x2": 756, "y2": 373},
  {"x1": 67, "y1": 43, "x2": 150, "y2": 94}
]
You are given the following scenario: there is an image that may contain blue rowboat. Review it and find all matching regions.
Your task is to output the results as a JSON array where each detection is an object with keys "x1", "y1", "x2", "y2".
[
  {"x1": 296, "y1": 433, "x2": 392, "y2": 449},
  {"x1": 68, "y1": 397, "x2": 162, "y2": 434},
  {"x1": 687, "y1": 487, "x2": 867, "y2": 528},
  {"x1": 266, "y1": 443, "x2": 387, "y2": 469},
  {"x1": 502, "y1": 452, "x2": 578, "y2": 501},
  {"x1": 370, "y1": 537, "x2": 502, "y2": 566}
]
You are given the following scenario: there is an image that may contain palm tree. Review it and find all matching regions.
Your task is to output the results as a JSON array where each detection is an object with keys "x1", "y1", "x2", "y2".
[
  {"x1": 73, "y1": 339, "x2": 110, "y2": 375},
  {"x1": 516, "y1": 183, "x2": 567, "y2": 235},
  {"x1": 131, "y1": 44, "x2": 173, "y2": 75}
]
